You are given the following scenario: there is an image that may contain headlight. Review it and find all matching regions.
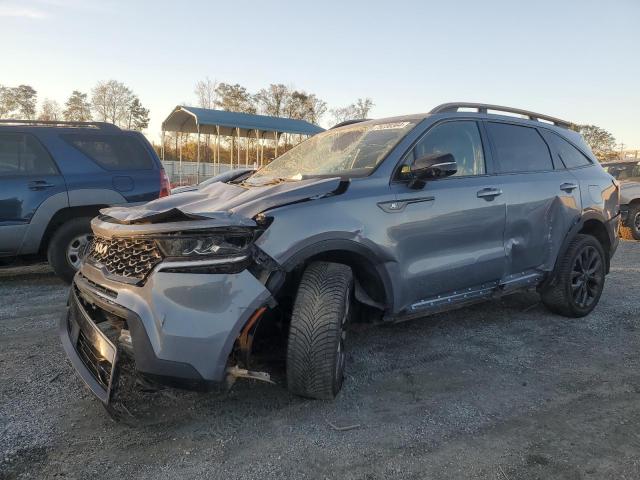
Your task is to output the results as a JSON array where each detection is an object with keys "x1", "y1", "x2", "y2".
[{"x1": 155, "y1": 229, "x2": 254, "y2": 258}]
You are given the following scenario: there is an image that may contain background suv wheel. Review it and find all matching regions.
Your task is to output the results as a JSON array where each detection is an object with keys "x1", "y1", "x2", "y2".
[
  {"x1": 625, "y1": 204, "x2": 640, "y2": 240},
  {"x1": 541, "y1": 234, "x2": 606, "y2": 318},
  {"x1": 286, "y1": 261, "x2": 353, "y2": 399},
  {"x1": 47, "y1": 217, "x2": 92, "y2": 283}
]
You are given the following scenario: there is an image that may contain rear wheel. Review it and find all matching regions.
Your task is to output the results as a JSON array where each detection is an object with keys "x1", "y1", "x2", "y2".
[
  {"x1": 47, "y1": 217, "x2": 93, "y2": 283},
  {"x1": 541, "y1": 234, "x2": 606, "y2": 317},
  {"x1": 286, "y1": 262, "x2": 353, "y2": 399}
]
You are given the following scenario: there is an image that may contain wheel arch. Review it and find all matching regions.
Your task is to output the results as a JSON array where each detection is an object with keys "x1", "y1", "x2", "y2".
[
  {"x1": 39, "y1": 205, "x2": 106, "y2": 254},
  {"x1": 280, "y1": 239, "x2": 394, "y2": 313},
  {"x1": 543, "y1": 214, "x2": 613, "y2": 291}
]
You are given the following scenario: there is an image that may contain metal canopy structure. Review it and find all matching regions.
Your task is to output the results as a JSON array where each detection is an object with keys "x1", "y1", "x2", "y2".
[
  {"x1": 160, "y1": 106, "x2": 325, "y2": 184},
  {"x1": 162, "y1": 106, "x2": 324, "y2": 138}
]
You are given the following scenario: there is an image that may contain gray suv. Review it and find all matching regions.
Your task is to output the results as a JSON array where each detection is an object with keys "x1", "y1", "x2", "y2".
[{"x1": 60, "y1": 103, "x2": 620, "y2": 405}]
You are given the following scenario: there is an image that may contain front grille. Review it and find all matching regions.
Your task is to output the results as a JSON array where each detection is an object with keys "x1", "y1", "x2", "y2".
[
  {"x1": 76, "y1": 330, "x2": 113, "y2": 390},
  {"x1": 87, "y1": 236, "x2": 163, "y2": 282}
]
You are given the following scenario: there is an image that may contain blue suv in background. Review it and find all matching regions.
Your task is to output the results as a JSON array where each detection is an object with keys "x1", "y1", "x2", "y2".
[{"x1": 0, "y1": 120, "x2": 170, "y2": 282}]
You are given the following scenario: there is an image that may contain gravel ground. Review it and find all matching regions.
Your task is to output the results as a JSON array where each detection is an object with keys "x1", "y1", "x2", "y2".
[{"x1": 1, "y1": 242, "x2": 640, "y2": 479}]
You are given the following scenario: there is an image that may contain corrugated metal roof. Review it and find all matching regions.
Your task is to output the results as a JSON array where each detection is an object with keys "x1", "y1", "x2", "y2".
[{"x1": 161, "y1": 105, "x2": 325, "y2": 138}]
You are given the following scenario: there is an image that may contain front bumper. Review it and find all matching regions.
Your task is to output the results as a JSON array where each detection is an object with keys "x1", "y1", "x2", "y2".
[{"x1": 61, "y1": 261, "x2": 272, "y2": 403}]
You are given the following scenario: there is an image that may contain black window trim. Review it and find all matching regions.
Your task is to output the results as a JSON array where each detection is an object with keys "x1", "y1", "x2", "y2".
[
  {"x1": 0, "y1": 131, "x2": 61, "y2": 177},
  {"x1": 483, "y1": 119, "x2": 556, "y2": 175},
  {"x1": 538, "y1": 127, "x2": 594, "y2": 171},
  {"x1": 391, "y1": 118, "x2": 491, "y2": 183}
]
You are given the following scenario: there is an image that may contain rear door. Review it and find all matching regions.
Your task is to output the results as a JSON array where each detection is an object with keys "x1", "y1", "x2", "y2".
[
  {"x1": 485, "y1": 121, "x2": 581, "y2": 275},
  {"x1": 0, "y1": 132, "x2": 67, "y2": 255},
  {"x1": 389, "y1": 120, "x2": 507, "y2": 311}
]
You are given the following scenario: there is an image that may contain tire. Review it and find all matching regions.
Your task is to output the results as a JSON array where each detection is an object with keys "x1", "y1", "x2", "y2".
[
  {"x1": 286, "y1": 262, "x2": 353, "y2": 399},
  {"x1": 47, "y1": 217, "x2": 93, "y2": 283},
  {"x1": 626, "y1": 204, "x2": 640, "y2": 240},
  {"x1": 541, "y1": 234, "x2": 606, "y2": 318}
]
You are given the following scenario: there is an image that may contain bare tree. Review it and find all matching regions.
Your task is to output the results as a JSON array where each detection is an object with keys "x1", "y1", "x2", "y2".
[
  {"x1": 63, "y1": 90, "x2": 92, "y2": 121},
  {"x1": 91, "y1": 80, "x2": 133, "y2": 126},
  {"x1": 38, "y1": 98, "x2": 62, "y2": 121},
  {"x1": 194, "y1": 77, "x2": 219, "y2": 161},
  {"x1": 194, "y1": 77, "x2": 218, "y2": 109},
  {"x1": 330, "y1": 97, "x2": 374, "y2": 125},
  {"x1": 330, "y1": 105, "x2": 357, "y2": 125},
  {"x1": 353, "y1": 98, "x2": 374, "y2": 119}
]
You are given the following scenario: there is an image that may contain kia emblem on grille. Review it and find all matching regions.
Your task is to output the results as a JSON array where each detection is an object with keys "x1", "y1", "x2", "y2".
[{"x1": 95, "y1": 242, "x2": 109, "y2": 255}]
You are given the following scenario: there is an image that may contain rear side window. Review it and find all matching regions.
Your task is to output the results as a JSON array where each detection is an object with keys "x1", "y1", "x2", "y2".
[
  {"x1": 487, "y1": 122, "x2": 553, "y2": 173},
  {"x1": 0, "y1": 133, "x2": 58, "y2": 176},
  {"x1": 541, "y1": 130, "x2": 592, "y2": 168},
  {"x1": 63, "y1": 134, "x2": 153, "y2": 170}
]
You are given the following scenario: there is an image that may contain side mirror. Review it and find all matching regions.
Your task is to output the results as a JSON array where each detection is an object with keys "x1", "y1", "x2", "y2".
[{"x1": 409, "y1": 153, "x2": 457, "y2": 189}]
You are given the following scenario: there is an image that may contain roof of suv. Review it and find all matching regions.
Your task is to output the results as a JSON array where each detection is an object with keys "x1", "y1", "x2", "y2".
[
  {"x1": 0, "y1": 119, "x2": 120, "y2": 131},
  {"x1": 342, "y1": 103, "x2": 573, "y2": 130}
]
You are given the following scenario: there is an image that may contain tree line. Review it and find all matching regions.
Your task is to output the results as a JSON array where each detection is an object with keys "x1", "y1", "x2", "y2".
[
  {"x1": 192, "y1": 77, "x2": 374, "y2": 126},
  {"x1": 0, "y1": 78, "x2": 623, "y2": 162},
  {"x1": 0, "y1": 80, "x2": 150, "y2": 130}
]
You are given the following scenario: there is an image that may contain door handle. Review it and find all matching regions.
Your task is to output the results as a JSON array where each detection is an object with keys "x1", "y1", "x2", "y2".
[
  {"x1": 28, "y1": 180, "x2": 55, "y2": 190},
  {"x1": 560, "y1": 182, "x2": 578, "y2": 192},
  {"x1": 477, "y1": 187, "x2": 503, "y2": 199}
]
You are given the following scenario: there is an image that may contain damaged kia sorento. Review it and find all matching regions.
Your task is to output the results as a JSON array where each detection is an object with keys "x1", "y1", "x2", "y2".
[{"x1": 60, "y1": 103, "x2": 620, "y2": 405}]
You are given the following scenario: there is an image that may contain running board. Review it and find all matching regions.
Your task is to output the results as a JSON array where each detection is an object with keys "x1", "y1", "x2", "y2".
[{"x1": 386, "y1": 270, "x2": 545, "y2": 323}]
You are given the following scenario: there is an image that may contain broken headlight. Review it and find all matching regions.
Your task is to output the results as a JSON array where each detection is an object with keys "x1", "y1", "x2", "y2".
[{"x1": 155, "y1": 229, "x2": 254, "y2": 259}]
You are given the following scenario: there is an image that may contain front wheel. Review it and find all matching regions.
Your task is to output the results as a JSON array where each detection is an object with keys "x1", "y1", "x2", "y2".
[
  {"x1": 541, "y1": 234, "x2": 606, "y2": 317},
  {"x1": 286, "y1": 262, "x2": 353, "y2": 399}
]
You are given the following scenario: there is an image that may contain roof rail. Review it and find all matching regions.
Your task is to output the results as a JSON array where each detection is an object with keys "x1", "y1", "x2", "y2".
[
  {"x1": 429, "y1": 102, "x2": 573, "y2": 129},
  {"x1": 0, "y1": 119, "x2": 120, "y2": 130}
]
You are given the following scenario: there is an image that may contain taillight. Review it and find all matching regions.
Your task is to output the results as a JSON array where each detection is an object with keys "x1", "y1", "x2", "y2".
[{"x1": 159, "y1": 169, "x2": 171, "y2": 198}]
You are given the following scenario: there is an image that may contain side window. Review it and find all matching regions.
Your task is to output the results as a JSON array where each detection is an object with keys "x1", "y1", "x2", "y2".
[
  {"x1": 0, "y1": 133, "x2": 58, "y2": 176},
  {"x1": 541, "y1": 130, "x2": 592, "y2": 168},
  {"x1": 402, "y1": 121, "x2": 485, "y2": 177},
  {"x1": 62, "y1": 134, "x2": 153, "y2": 170},
  {"x1": 487, "y1": 122, "x2": 553, "y2": 173}
]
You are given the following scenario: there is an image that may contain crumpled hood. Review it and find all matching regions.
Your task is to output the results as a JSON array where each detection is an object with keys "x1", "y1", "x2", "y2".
[{"x1": 101, "y1": 177, "x2": 345, "y2": 226}]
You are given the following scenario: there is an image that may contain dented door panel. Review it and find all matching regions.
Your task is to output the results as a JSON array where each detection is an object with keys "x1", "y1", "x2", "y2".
[{"x1": 499, "y1": 170, "x2": 581, "y2": 275}]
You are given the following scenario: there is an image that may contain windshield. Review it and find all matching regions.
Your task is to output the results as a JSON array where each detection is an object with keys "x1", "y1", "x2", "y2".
[
  {"x1": 245, "y1": 120, "x2": 418, "y2": 185},
  {"x1": 604, "y1": 162, "x2": 640, "y2": 182}
]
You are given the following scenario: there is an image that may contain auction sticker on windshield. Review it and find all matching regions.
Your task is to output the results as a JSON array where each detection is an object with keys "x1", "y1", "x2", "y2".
[{"x1": 371, "y1": 122, "x2": 412, "y2": 131}]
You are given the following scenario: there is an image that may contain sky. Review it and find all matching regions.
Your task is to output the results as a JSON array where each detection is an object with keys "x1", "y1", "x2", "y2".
[{"x1": 1, "y1": 0, "x2": 639, "y2": 148}]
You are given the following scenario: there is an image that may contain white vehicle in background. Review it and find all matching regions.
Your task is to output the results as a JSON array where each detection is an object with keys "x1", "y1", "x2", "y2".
[
  {"x1": 171, "y1": 168, "x2": 255, "y2": 194},
  {"x1": 602, "y1": 161, "x2": 640, "y2": 240}
]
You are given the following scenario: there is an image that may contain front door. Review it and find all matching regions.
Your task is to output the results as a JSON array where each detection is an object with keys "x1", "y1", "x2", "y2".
[
  {"x1": 0, "y1": 132, "x2": 66, "y2": 255},
  {"x1": 389, "y1": 120, "x2": 507, "y2": 312}
]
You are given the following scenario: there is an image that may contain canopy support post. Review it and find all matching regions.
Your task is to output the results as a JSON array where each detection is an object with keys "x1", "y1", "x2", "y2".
[
  {"x1": 255, "y1": 130, "x2": 259, "y2": 169},
  {"x1": 236, "y1": 127, "x2": 240, "y2": 170},
  {"x1": 196, "y1": 128, "x2": 201, "y2": 184},
  {"x1": 216, "y1": 125, "x2": 220, "y2": 175},
  {"x1": 178, "y1": 133, "x2": 183, "y2": 185},
  {"x1": 161, "y1": 130, "x2": 165, "y2": 162},
  {"x1": 274, "y1": 131, "x2": 278, "y2": 159},
  {"x1": 260, "y1": 134, "x2": 264, "y2": 166}
]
